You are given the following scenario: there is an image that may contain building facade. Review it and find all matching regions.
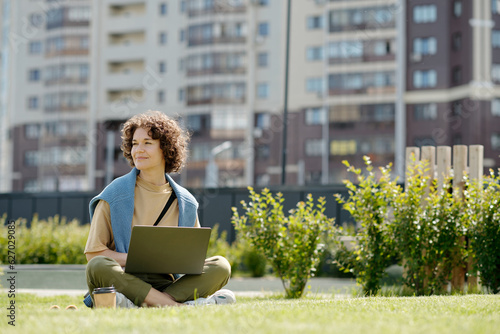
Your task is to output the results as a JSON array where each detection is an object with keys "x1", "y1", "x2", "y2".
[
  {"x1": 1, "y1": 0, "x2": 91, "y2": 192},
  {"x1": 1, "y1": 0, "x2": 499, "y2": 193},
  {"x1": 405, "y1": 0, "x2": 500, "y2": 172}
]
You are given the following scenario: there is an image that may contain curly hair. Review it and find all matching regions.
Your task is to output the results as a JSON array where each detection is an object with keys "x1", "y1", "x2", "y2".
[{"x1": 121, "y1": 111, "x2": 190, "y2": 173}]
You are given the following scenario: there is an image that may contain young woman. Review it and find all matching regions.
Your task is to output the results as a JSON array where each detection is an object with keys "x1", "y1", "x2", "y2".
[{"x1": 84, "y1": 111, "x2": 235, "y2": 307}]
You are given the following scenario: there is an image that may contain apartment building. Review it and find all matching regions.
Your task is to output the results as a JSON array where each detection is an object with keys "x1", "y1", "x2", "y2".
[
  {"x1": 1, "y1": 0, "x2": 499, "y2": 193},
  {"x1": 405, "y1": 0, "x2": 500, "y2": 171},
  {"x1": 89, "y1": 0, "x2": 287, "y2": 190},
  {"x1": 1, "y1": 0, "x2": 91, "y2": 192},
  {"x1": 253, "y1": 0, "x2": 400, "y2": 185}
]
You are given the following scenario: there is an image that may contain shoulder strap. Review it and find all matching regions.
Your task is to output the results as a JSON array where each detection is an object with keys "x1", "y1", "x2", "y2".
[{"x1": 153, "y1": 191, "x2": 177, "y2": 226}]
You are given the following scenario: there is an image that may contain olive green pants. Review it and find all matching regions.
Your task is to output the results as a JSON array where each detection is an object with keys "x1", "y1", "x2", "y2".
[{"x1": 86, "y1": 255, "x2": 231, "y2": 306}]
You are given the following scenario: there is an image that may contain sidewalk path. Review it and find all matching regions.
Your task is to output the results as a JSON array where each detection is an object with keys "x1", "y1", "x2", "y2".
[{"x1": 1, "y1": 265, "x2": 357, "y2": 297}]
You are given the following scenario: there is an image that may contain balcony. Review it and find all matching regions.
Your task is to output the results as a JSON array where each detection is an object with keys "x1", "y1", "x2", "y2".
[
  {"x1": 188, "y1": 2, "x2": 246, "y2": 17},
  {"x1": 188, "y1": 36, "x2": 246, "y2": 47},
  {"x1": 106, "y1": 16, "x2": 147, "y2": 33},
  {"x1": 103, "y1": 45, "x2": 146, "y2": 62},
  {"x1": 103, "y1": 72, "x2": 147, "y2": 90}
]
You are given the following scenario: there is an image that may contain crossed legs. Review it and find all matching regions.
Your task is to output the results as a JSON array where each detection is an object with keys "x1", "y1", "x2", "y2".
[{"x1": 86, "y1": 255, "x2": 231, "y2": 307}]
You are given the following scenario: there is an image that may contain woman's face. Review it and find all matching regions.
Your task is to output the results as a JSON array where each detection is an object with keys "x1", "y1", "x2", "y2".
[{"x1": 131, "y1": 127, "x2": 165, "y2": 174}]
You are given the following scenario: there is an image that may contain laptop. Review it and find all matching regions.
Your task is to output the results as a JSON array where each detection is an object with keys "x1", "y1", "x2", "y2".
[{"x1": 124, "y1": 226, "x2": 211, "y2": 275}]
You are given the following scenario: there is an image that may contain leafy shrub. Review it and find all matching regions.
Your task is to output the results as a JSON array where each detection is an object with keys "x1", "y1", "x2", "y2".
[
  {"x1": 206, "y1": 224, "x2": 268, "y2": 277},
  {"x1": 240, "y1": 246, "x2": 268, "y2": 277},
  {"x1": 317, "y1": 228, "x2": 356, "y2": 279},
  {"x1": 206, "y1": 224, "x2": 239, "y2": 269},
  {"x1": 232, "y1": 187, "x2": 334, "y2": 298},
  {"x1": 392, "y1": 159, "x2": 466, "y2": 295},
  {"x1": 467, "y1": 171, "x2": 500, "y2": 293},
  {"x1": 337, "y1": 155, "x2": 500, "y2": 296},
  {"x1": 334, "y1": 157, "x2": 397, "y2": 296},
  {"x1": 0, "y1": 215, "x2": 88, "y2": 264}
]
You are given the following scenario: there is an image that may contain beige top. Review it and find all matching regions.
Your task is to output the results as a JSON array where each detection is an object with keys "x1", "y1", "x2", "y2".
[{"x1": 84, "y1": 176, "x2": 200, "y2": 254}]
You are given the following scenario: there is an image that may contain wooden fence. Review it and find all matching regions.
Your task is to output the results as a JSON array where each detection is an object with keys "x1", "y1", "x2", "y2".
[{"x1": 405, "y1": 145, "x2": 483, "y2": 291}]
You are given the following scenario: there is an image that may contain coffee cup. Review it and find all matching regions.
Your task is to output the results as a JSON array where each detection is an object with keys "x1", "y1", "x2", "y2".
[{"x1": 93, "y1": 287, "x2": 116, "y2": 309}]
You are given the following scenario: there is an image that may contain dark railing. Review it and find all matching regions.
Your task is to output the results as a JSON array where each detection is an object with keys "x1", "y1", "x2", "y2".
[{"x1": 0, "y1": 185, "x2": 353, "y2": 243}]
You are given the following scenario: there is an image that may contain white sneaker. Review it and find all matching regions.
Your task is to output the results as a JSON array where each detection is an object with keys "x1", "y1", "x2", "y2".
[
  {"x1": 184, "y1": 289, "x2": 236, "y2": 306},
  {"x1": 116, "y1": 292, "x2": 138, "y2": 308}
]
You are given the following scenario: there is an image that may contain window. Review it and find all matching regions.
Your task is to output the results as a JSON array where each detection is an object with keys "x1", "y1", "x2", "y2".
[
  {"x1": 306, "y1": 46, "x2": 324, "y2": 61},
  {"x1": 29, "y1": 41, "x2": 42, "y2": 54},
  {"x1": 257, "y1": 52, "x2": 268, "y2": 67},
  {"x1": 159, "y1": 32, "x2": 167, "y2": 45},
  {"x1": 158, "y1": 90, "x2": 166, "y2": 103},
  {"x1": 186, "y1": 115, "x2": 201, "y2": 132},
  {"x1": 305, "y1": 139, "x2": 324, "y2": 157},
  {"x1": 453, "y1": 1, "x2": 462, "y2": 17},
  {"x1": 178, "y1": 88, "x2": 185, "y2": 101},
  {"x1": 413, "y1": 5, "x2": 437, "y2": 23},
  {"x1": 160, "y1": 3, "x2": 167, "y2": 15},
  {"x1": 25, "y1": 124, "x2": 41, "y2": 139},
  {"x1": 159, "y1": 61, "x2": 166, "y2": 73},
  {"x1": 329, "y1": 71, "x2": 395, "y2": 92},
  {"x1": 452, "y1": 101, "x2": 462, "y2": 116},
  {"x1": 258, "y1": 22, "x2": 269, "y2": 37},
  {"x1": 28, "y1": 96, "x2": 39, "y2": 109},
  {"x1": 330, "y1": 140, "x2": 357, "y2": 155},
  {"x1": 452, "y1": 32, "x2": 462, "y2": 51},
  {"x1": 306, "y1": 78, "x2": 324, "y2": 93},
  {"x1": 414, "y1": 103, "x2": 437, "y2": 120},
  {"x1": 413, "y1": 37, "x2": 437, "y2": 55},
  {"x1": 492, "y1": 99, "x2": 500, "y2": 116},
  {"x1": 258, "y1": 0, "x2": 269, "y2": 6},
  {"x1": 180, "y1": 0, "x2": 186, "y2": 12},
  {"x1": 452, "y1": 66, "x2": 462, "y2": 84},
  {"x1": 68, "y1": 7, "x2": 91, "y2": 23},
  {"x1": 28, "y1": 69, "x2": 41, "y2": 82},
  {"x1": 24, "y1": 151, "x2": 39, "y2": 167},
  {"x1": 492, "y1": 64, "x2": 500, "y2": 82},
  {"x1": 414, "y1": 137, "x2": 436, "y2": 147},
  {"x1": 179, "y1": 29, "x2": 185, "y2": 42},
  {"x1": 256, "y1": 145, "x2": 270, "y2": 160},
  {"x1": 306, "y1": 107, "x2": 326, "y2": 125},
  {"x1": 24, "y1": 179, "x2": 40, "y2": 192},
  {"x1": 328, "y1": 41, "x2": 363, "y2": 59},
  {"x1": 307, "y1": 15, "x2": 324, "y2": 30},
  {"x1": 80, "y1": 36, "x2": 89, "y2": 50},
  {"x1": 493, "y1": 31, "x2": 500, "y2": 48},
  {"x1": 413, "y1": 70, "x2": 437, "y2": 88},
  {"x1": 491, "y1": 133, "x2": 500, "y2": 150},
  {"x1": 257, "y1": 83, "x2": 269, "y2": 98},
  {"x1": 212, "y1": 110, "x2": 246, "y2": 130},
  {"x1": 493, "y1": 0, "x2": 499, "y2": 14},
  {"x1": 374, "y1": 40, "x2": 392, "y2": 56},
  {"x1": 255, "y1": 113, "x2": 270, "y2": 129},
  {"x1": 329, "y1": 7, "x2": 395, "y2": 33}
]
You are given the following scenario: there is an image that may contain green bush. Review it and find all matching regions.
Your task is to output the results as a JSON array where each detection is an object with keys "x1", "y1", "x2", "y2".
[
  {"x1": 316, "y1": 227, "x2": 356, "y2": 279},
  {"x1": 240, "y1": 246, "x2": 268, "y2": 277},
  {"x1": 467, "y1": 171, "x2": 500, "y2": 294},
  {"x1": 206, "y1": 224, "x2": 269, "y2": 277},
  {"x1": 337, "y1": 155, "x2": 500, "y2": 296},
  {"x1": 206, "y1": 223, "x2": 238, "y2": 269},
  {"x1": 0, "y1": 215, "x2": 88, "y2": 264},
  {"x1": 232, "y1": 187, "x2": 334, "y2": 298},
  {"x1": 392, "y1": 159, "x2": 466, "y2": 295},
  {"x1": 334, "y1": 157, "x2": 397, "y2": 296}
]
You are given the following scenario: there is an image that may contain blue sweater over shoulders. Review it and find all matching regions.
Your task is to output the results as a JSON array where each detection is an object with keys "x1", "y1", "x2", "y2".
[{"x1": 88, "y1": 167, "x2": 199, "y2": 253}]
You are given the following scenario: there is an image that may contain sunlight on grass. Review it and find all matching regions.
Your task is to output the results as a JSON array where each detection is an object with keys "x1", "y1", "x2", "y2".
[{"x1": 0, "y1": 293, "x2": 498, "y2": 334}]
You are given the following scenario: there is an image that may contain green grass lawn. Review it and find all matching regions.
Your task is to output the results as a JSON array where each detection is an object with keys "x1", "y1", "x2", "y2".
[{"x1": 0, "y1": 293, "x2": 499, "y2": 334}]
